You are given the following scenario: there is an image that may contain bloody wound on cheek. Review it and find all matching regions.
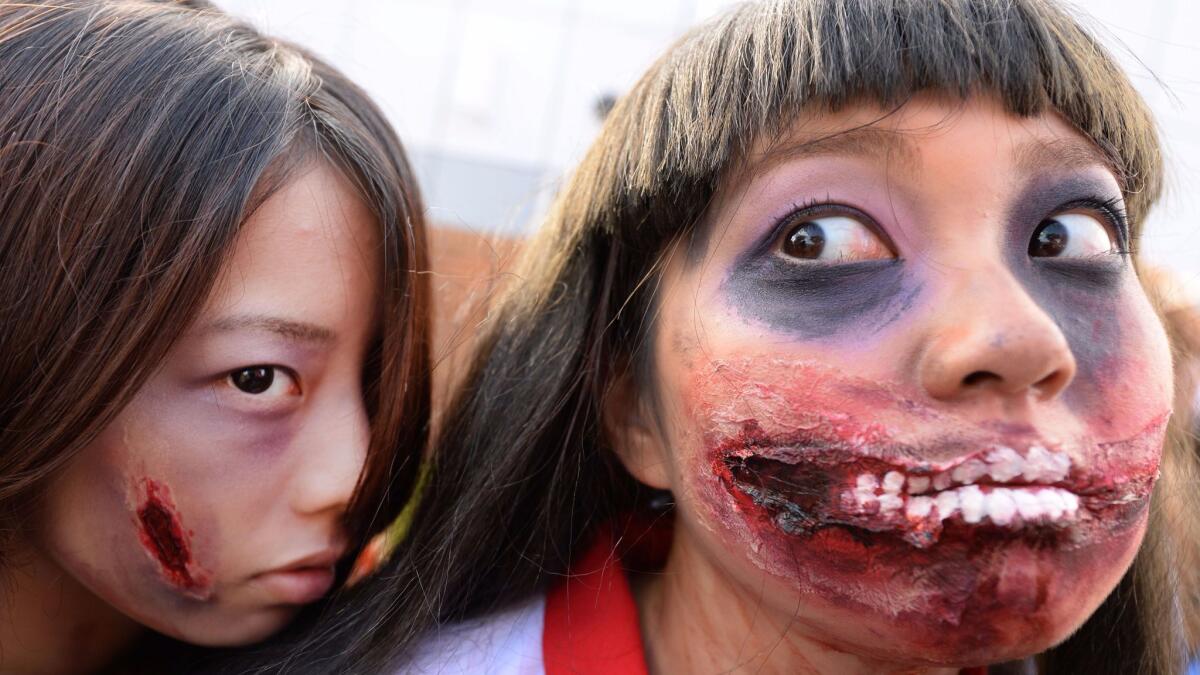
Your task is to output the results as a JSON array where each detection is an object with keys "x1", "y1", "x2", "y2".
[{"x1": 136, "y1": 478, "x2": 211, "y2": 599}]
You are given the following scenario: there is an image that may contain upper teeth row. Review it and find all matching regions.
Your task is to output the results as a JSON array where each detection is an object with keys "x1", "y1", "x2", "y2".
[{"x1": 855, "y1": 445, "x2": 1071, "y2": 498}]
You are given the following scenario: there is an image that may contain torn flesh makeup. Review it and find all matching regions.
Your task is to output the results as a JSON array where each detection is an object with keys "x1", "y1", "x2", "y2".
[
  {"x1": 718, "y1": 418, "x2": 1160, "y2": 552},
  {"x1": 135, "y1": 478, "x2": 212, "y2": 600},
  {"x1": 684, "y1": 356, "x2": 1167, "y2": 647}
]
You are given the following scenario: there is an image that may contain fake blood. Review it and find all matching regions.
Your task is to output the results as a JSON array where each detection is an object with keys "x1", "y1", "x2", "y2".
[
  {"x1": 677, "y1": 356, "x2": 1166, "y2": 662},
  {"x1": 135, "y1": 479, "x2": 210, "y2": 598}
]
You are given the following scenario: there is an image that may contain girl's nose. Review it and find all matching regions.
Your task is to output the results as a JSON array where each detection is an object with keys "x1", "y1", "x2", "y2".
[
  {"x1": 917, "y1": 267, "x2": 1076, "y2": 405},
  {"x1": 288, "y1": 390, "x2": 369, "y2": 519}
]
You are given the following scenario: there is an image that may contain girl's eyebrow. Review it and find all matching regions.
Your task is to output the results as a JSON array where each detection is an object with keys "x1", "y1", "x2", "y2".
[
  {"x1": 1014, "y1": 137, "x2": 1117, "y2": 179},
  {"x1": 750, "y1": 129, "x2": 1114, "y2": 186},
  {"x1": 755, "y1": 127, "x2": 921, "y2": 176},
  {"x1": 203, "y1": 314, "x2": 337, "y2": 344}
]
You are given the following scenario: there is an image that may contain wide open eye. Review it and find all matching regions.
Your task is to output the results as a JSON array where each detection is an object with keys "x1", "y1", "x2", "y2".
[
  {"x1": 228, "y1": 365, "x2": 299, "y2": 397},
  {"x1": 778, "y1": 215, "x2": 893, "y2": 262},
  {"x1": 1028, "y1": 213, "x2": 1115, "y2": 258}
]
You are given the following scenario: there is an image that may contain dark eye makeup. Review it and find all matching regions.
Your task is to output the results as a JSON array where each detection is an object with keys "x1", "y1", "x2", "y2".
[{"x1": 721, "y1": 177, "x2": 1130, "y2": 339}]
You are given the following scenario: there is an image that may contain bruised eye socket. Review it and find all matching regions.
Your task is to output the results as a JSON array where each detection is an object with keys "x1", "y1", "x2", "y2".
[
  {"x1": 228, "y1": 365, "x2": 299, "y2": 397},
  {"x1": 777, "y1": 214, "x2": 893, "y2": 262},
  {"x1": 1028, "y1": 212, "x2": 1116, "y2": 258}
]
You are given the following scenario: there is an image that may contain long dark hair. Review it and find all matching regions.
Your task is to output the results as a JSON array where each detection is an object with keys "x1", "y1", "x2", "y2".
[
  {"x1": 246, "y1": 1, "x2": 1194, "y2": 672},
  {"x1": 0, "y1": 0, "x2": 429, "y2": 580}
]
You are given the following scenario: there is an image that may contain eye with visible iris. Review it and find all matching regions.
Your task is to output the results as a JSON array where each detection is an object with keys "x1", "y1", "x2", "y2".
[
  {"x1": 777, "y1": 212, "x2": 894, "y2": 262},
  {"x1": 227, "y1": 365, "x2": 300, "y2": 398},
  {"x1": 1029, "y1": 212, "x2": 1117, "y2": 259}
]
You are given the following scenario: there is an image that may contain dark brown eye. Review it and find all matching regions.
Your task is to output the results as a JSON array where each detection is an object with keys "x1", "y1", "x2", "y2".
[
  {"x1": 1029, "y1": 220, "x2": 1068, "y2": 257},
  {"x1": 782, "y1": 221, "x2": 826, "y2": 259},
  {"x1": 231, "y1": 366, "x2": 274, "y2": 394},
  {"x1": 1029, "y1": 213, "x2": 1113, "y2": 258},
  {"x1": 776, "y1": 215, "x2": 892, "y2": 262}
]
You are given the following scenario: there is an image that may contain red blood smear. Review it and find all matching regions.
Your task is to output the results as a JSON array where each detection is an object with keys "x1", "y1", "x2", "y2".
[{"x1": 136, "y1": 480, "x2": 203, "y2": 593}]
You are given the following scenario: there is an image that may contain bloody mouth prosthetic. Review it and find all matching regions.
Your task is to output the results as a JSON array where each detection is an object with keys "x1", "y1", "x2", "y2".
[
  {"x1": 135, "y1": 478, "x2": 212, "y2": 600},
  {"x1": 717, "y1": 418, "x2": 1161, "y2": 552},
  {"x1": 678, "y1": 356, "x2": 1167, "y2": 654}
]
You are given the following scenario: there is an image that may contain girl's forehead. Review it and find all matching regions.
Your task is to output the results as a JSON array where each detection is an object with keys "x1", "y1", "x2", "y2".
[{"x1": 720, "y1": 94, "x2": 1120, "y2": 204}]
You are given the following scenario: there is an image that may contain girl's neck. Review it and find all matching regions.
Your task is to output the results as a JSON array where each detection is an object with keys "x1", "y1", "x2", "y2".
[
  {"x1": 1, "y1": 540, "x2": 142, "y2": 674},
  {"x1": 634, "y1": 525, "x2": 959, "y2": 675}
]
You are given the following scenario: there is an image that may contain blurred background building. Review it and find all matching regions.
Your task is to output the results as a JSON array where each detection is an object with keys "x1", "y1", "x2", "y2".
[{"x1": 217, "y1": 0, "x2": 1200, "y2": 290}]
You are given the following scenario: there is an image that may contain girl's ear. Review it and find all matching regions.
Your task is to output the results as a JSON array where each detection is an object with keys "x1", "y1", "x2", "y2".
[{"x1": 603, "y1": 369, "x2": 672, "y2": 490}]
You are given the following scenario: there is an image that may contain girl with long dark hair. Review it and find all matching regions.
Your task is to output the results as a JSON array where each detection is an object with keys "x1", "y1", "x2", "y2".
[{"x1": 0, "y1": 1, "x2": 429, "y2": 671}]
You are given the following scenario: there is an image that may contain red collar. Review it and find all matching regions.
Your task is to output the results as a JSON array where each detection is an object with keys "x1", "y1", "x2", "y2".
[{"x1": 543, "y1": 525, "x2": 649, "y2": 675}]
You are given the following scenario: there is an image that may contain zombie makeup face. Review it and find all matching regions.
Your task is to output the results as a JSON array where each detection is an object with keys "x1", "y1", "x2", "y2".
[
  {"x1": 35, "y1": 163, "x2": 380, "y2": 645},
  {"x1": 623, "y1": 94, "x2": 1173, "y2": 665}
]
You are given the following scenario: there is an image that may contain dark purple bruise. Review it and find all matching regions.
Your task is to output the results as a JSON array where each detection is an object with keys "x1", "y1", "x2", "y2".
[
  {"x1": 721, "y1": 256, "x2": 921, "y2": 339},
  {"x1": 1001, "y1": 175, "x2": 1129, "y2": 411},
  {"x1": 718, "y1": 173, "x2": 1128, "y2": 352}
]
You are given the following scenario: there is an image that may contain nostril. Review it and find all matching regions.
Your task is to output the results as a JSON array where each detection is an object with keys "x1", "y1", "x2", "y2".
[
  {"x1": 962, "y1": 370, "x2": 1001, "y2": 387},
  {"x1": 1033, "y1": 369, "x2": 1070, "y2": 398}
]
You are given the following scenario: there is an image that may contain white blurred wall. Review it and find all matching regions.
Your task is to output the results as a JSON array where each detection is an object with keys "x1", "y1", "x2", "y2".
[{"x1": 216, "y1": 0, "x2": 1200, "y2": 289}]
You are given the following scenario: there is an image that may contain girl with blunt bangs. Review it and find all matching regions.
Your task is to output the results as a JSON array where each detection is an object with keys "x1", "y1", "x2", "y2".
[
  {"x1": 0, "y1": 0, "x2": 429, "y2": 671},
  {"x1": 251, "y1": 0, "x2": 1196, "y2": 673}
]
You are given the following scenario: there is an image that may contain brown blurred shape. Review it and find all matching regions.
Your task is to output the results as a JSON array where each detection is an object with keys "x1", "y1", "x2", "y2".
[{"x1": 426, "y1": 224, "x2": 524, "y2": 428}]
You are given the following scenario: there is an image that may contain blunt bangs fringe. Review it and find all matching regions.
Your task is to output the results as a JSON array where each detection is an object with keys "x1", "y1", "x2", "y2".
[{"x1": 576, "y1": 0, "x2": 1159, "y2": 240}]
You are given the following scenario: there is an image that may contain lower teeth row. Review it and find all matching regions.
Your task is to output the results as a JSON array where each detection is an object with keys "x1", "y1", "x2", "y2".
[{"x1": 847, "y1": 484, "x2": 1080, "y2": 527}]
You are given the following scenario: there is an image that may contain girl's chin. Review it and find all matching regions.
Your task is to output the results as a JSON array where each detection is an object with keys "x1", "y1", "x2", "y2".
[{"x1": 733, "y1": 515, "x2": 1147, "y2": 666}]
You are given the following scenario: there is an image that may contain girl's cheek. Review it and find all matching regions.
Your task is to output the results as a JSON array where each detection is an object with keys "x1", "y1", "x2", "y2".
[
  {"x1": 129, "y1": 476, "x2": 213, "y2": 600},
  {"x1": 1074, "y1": 306, "x2": 1173, "y2": 440}
]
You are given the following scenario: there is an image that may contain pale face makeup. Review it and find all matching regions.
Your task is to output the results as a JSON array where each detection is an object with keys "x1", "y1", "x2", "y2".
[
  {"x1": 624, "y1": 94, "x2": 1173, "y2": 669},
  {"x1": 35, "y1": 163, "x2": 381, "y2": 645}
]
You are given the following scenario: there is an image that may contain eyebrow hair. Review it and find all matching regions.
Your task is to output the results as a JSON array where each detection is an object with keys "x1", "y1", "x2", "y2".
[
  {"x1": 750, "y1": 128, "x2": 1117, "y2": 187},
  {"x1": 1014, "y1": 137, "x2": 1119, "y2": 181},
  {"x1": 753, "y1": 127, "x2": 922, "y2": 177},
  {"x1": 205, "y1": 314, "x2": 337, "y2": 344}
]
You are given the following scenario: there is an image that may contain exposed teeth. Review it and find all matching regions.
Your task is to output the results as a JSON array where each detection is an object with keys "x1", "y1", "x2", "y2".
[
  {"x1": 906, "y1": 476, "x2": 930, "y2": 494},
  {"x1": 951, "y1": 459, "x2": 988, "y2": 485},
  {"x1": 985, "y1": 489, "x2": 1017, "y2": 527},
  {"x1": 882, "y1": 471, "x2": 905, "y2": 494},
  {"x1": 1012, "y1": 489, "x2": 1042, "y2": 521},
  {"x1": 935, "y1": 491, "x2": 959, "y2": 521},
  {"x1": 879, "y1": 493, "x2": 904, "y2": 513},
  {"x1": 959, "y1": 485, "x2": 985, "y2": 524},
  {"x1": 1039, "y1": 488, "x2": 1065, "y2": 519},
  {"x1": 985, "y1": 446, "x2": 1023, "y2": 482},
  {"x1": 1022, "y1": 445, "x2": 1070, "y2": 483},
  {"x1": 843, "y1": 447, "x2": 1077, "y2": 531},
  {"x1": 846, "y1": 484, "x2": 1081, "y2": 529},
  {"x1": 1062, "y1": 491, "x2": 1080, "y2": 516},
  {"x1": 906, "y1": 495, "x2": 934, "y2": 519}
]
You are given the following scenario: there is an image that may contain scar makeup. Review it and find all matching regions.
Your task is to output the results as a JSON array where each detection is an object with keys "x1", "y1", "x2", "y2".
[
  {"x1": 680, "y1": 355, "x2": 1166, "y2": 653},
  {"x1": 134, "y1": 478, "x2": 212, "y2": 600}
]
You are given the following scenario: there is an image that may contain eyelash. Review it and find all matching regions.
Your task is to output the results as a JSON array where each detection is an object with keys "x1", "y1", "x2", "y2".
[{"x1": 1050, "y1": 195, "x2": 1130, "y2": 252}]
